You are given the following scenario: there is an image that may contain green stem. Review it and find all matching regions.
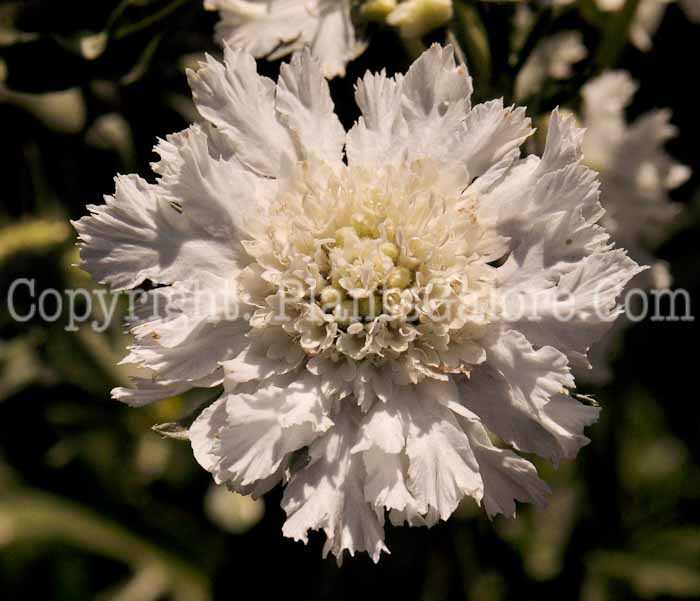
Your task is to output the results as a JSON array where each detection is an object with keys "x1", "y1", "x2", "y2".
[
  {"x1": 596, "y1": 0, "x2": 641, "y2": 69},
  {"x1": 113, "y1": 0, "x2": 189, "y2": 40},
  {"x1": 0, "y1": 489, "x2": 210, "y2": 601}
]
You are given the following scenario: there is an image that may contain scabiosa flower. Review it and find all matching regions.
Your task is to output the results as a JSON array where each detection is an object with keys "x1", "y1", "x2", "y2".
[{"x1": 74, "y1": 44, "x2": 643, "y2": 562}]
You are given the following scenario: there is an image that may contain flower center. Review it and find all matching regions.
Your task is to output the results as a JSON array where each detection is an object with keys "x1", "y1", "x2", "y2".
[
  {"x1": 318, "y1": 222, "x2": 416, "y2": 325},
  {"x1": 242, "y1": 161, "x2": 504, "y2": 364}
]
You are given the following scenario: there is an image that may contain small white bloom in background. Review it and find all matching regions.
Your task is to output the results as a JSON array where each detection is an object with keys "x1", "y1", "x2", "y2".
[
  {"x1": 629, "y1": 0, "x2": 672, "y2": 51},
  {"x1": 546, "y1": 0, "x2": 699, "y2": 51},
  {"x1": 579, "y1": 71, "x2": 690, "y2": 381},
  {"x1": 203, "y1": 0, "x2": 455, "y2": 78},
  {"x1": 630, "y1": 0, "x2": 700, "y2": 50},
  {"x1": 600, "y1": 0, "x2": 700, "y2": 51},
  {"x1": 203, "y1": 0, "x2": 366, "y2": 78},
  {"x1": 582, "y1": 71, "x2": 689, "y2": 289},
  {"x1": 514, "y1": 31, "x2": 587, "y2": 101},
  {"x1": 74, "y1": 44, "x2": 642, "y2": 562}
]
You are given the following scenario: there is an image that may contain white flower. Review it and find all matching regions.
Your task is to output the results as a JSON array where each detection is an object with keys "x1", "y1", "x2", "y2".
[
  {"x1": 514, "y1": 30, "x2": 587, "y2": 101},
  {"x1": 203, "y1": 0, "x2": 455, "y2": 78},
  {"x1": 578, "y1": 71, "x2": 689, "y2": 382},
  {"x1": 595, "y1": 0, "x2": 700, "y2": 51},
  {"x1": 582, "y1": 71, "x2": 689, "y2": 290},
  {"x1": 628, "y1": 0, "x2": 670, "y2": 51},
  {"x1": 386, "y1": 0, "x2": 453, "y2": 40},
  {"x1": 629, "y1": 0, "x2": 700, "y2": 50},
  {"x1": 74, "y1": 45, "x2": 642, "y2": 562},
  {"x1": 203, "y1": 0, "x2": 367, "y2": 78},
  {"x1": 545, "y1": 0, "x2": 700, "y2": 50}
]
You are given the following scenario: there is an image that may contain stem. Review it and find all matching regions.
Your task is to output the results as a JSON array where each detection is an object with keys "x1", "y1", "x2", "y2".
[
  {"x1": 596, "y1": 0, "x2": 641, "y2": 69},
  {"x1": 0, "y1": 489, "x2": 210, "y2": 601},
  {"x1": 113, "y1": 0, "x2": 189, "y2": 40}
]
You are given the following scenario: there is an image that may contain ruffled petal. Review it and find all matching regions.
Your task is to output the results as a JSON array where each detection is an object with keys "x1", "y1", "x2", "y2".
[
  {"x1": 464, "y1": 419, "x2": 550, "y2": 519},
  {"x1": 502, "y1": 249, "x2": 644, "y2": 368},
  {"x1": 116, "y1": 275, "x2": 248, "y2": 393},
  {"x1": 352, "y1": 398, "x2": 423, "y2": 519},
  {"x1": 157, "y1": 125, "x2": 276, "y2": 248},
  {"x1": 73, "y1": 173, "x2": 239, "y2": 290},
  {"x1": 401, "y1": 386, "x2": 483, "y2": 525},
  {"x1": 187, "y1": 47, "x2": 296, "y2": 176},
  {"x1": 190, "y1": 371, "x2": 332, "y2": 488},
  {"x1": 275, "y1": 49, "x2": 346, "y2": 168},
  {"x1": 223, "y1": 327, "x2": 306, "y2": 385},
  {"x1": 459, "y1": 100, "x2": 532, "y2": 179},
  {"x1": 282, "y1": 404, "x2": 388, "y2": 564},
  {"x1": 206, "y1": 0, "x2": 364, "y2": 78},
  {"x1": 460, "y1": 329, "x2": 598, "y2": 466},
  {"x1": 347, "y1": 44, "x2": 473, "y2": 168},
  {"x1": 113, "y1": 372, "x2": 223, "y2": 407}
]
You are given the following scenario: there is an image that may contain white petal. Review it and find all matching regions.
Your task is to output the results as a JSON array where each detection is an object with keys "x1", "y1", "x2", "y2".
[
  {"x1": 502, "y1": 250, "x2": 644, "y2": 366},
  {"x1": 538, "y1": 108, "x2": 585, "y2": 175},
  {"x1": 353, "y1": 399, "x2": 423, "y2": 516},
  {"x1": 629, "y1": 0, "x2": 666, "y2": 51},
  {"x1": 118, "y1": 276, "x2": 248, "y2": 385},
  {"x1": 514, "y1": 31, "x2": 587, "y2": 101},
  {"x1": 347, "y1": 44, "x2": 473, "y2": 168},
  {"x1": 206, "y1": 0, "x2": 364, "y2": 78},
  {"x1": 158, "y1": 125, "x2": 275, "y2": 247},
  {"x1": 402, "y1": 387, "x2": 483, "y2": 524},
  {"x1": 73, "y1": 173, "x2": 238, "y2": 290},
  {"x1": 464, "y1": 420, "x2": 550, "y2": 519},
  {"x1": 345, "y1": 70, "x2": 405, "y2": 168},
  {"x1": 190, "y1": 394, "x2": 229, "y2": 476},
  {"x1": 113, "y1": 372, "x2": 222, "y2": 407},
  {"x1": 275, "y1": 49, "x2": 346, "y2": 168},
  {"x1": 187, "y1": 47, "x2": 295, "y2": 176},
  {"x1": 206, "y1": 0, "x2": 315, "y2": 57},
  {"x1": 401, "y1": 43, "x2": 473, "y2": 118},
  {"x1": 476, "y1": 112, "x2": 606, "y2": 257},
  {"x1": 282, "y1": 404, "x2": 388, "y2": 564},
  {"x1": 305, "y1": 0, "x2": 366, "y2": 78},
  {"x1": 460, "y1": 100, "x2": 532, "y2": 179},
  {"x1": 460, "y1": 329, "x2": 598, "y2": 465},
  {"x1": 190, "y1": 372, "x2": 331, "y2": 488},
  {"x1": 223, "y1": 327, "x2": 305, "y2": 385}
]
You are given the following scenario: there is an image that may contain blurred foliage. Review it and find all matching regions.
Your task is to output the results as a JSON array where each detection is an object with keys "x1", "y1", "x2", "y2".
[{"x1": 1, "y1": 1, "x2": 700, "y2": 600}]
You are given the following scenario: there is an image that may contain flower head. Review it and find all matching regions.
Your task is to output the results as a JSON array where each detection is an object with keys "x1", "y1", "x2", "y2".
[{"x1": 74, "y1": 44, "x2": 642, "y2": 562}]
